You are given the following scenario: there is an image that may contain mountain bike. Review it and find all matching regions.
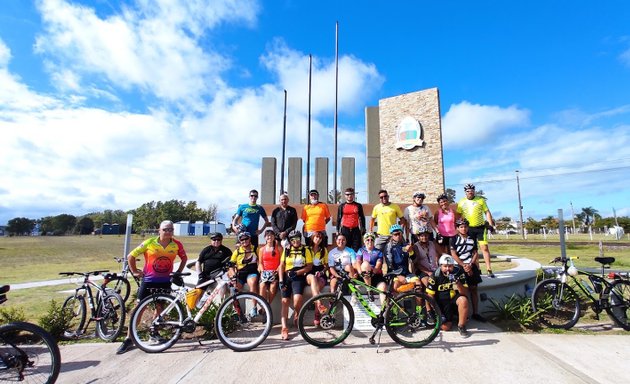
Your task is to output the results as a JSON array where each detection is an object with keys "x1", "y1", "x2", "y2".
[
  {"x1": 531, "y1": 256, "x2": 629, "y2": 330},
  {"x1": 0, "y1": 285, "x2": 61, "y2": 384},
  {"x1": 297, "y1": 267, "x2": 442, "y2": 348},
  {"x1": 101, "y1": 257, "x2": 140, "y2": 303},
  {"x1": 60, "y1": 270, "x2": 126, "y2": 341},
  {"x1": 129, "y1": 268, "x2": 272, "y2": 353}
]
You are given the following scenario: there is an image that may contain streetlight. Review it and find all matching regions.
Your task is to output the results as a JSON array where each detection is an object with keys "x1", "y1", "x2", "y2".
[{"x1": 516, "y1": 170, "x2": 525, "y2": 239}]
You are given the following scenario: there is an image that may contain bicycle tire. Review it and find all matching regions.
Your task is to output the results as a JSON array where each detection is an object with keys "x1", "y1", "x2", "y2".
[
  {"x1": 0, "y1": 321, "x2": 61, "y2": 384},
  {"x1": 298, "y1": 293, "x2": 353, "y2": 348},
  {"x1": 604, "y1": 280, "x2": 630, "y2": 331},
  {"x1": 61, "y1": 295, "x2": 86, "y2": 338},
  {"x1": 531, "y1": 279, "x2": 580, "y2": 329},
  {"x1": 95, "y1": 292, "x2": 126, "y2": 341},
  {"x1": 104, "y1": 276, "x2": 132, "y2": 303},
  {"x1": 130, "y1": 294, "x2": 183, "y2": 353},
  {"x1": 215, "y1": 292, "x2": 272, "y2": 352},
  {"x1": 384, "y1": 292, "x2": 442, "y2": 348}
]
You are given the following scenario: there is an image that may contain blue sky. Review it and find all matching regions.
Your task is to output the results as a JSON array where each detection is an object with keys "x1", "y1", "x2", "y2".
[{"x1": 1, "y1": 0, "x2": 630, "y2": 226}]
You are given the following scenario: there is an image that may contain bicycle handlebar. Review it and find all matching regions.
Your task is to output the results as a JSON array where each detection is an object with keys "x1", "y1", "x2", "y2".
[{"x1": 59, "y1": 270, "x2": 110, "y2": 277}]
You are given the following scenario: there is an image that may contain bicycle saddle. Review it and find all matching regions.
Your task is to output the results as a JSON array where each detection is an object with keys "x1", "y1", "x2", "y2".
[
  {"x1": 0, "y1": 285, "x2": 9, "y2": 294},
  {"x1": 595, "y1": 257, "x2": 615, "y2": 265}
]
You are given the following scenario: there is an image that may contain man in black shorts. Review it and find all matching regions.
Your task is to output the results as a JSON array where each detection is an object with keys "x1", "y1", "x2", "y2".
[
  {"x1": 426, "y1": 254, "x2": 470, "y2": 337},
  {"x1": 450, "y1": 218, "x2": 485, "y2": 323}
]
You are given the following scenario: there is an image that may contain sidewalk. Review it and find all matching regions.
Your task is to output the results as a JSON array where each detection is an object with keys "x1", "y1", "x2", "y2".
[{"x1": 56, "y1": 321, "x2": 628, "y2": 384}]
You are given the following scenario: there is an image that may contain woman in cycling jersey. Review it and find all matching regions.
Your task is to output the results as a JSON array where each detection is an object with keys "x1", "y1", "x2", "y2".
[
  {"x1": 434, "y1": 193, "x2": 457, "y2": 256},
  {"x1": 327, "y1": 234, "x2": 357, "y2": 293},
  {"x1": 258, "y1": 229, "x2": 282, "y2": 306},
  {"x1": 278, "y1": 230, "x2": 313, "y2": 340},
  {"x1": 354, "y1": 232, "x2": 386, "y2": 302},
  {"x1": 229, "y1": 232, "x2": 260, "y2": 318},
  {"x1": 306, "y1": 231, "x2": 328, "y2": 325}
]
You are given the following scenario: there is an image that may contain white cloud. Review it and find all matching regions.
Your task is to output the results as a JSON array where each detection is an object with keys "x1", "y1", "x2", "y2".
[
  {"x1": 441, "y1": 101, "x2": 530, "y2": 148},
  {"x1": 620, "y1": 46, "x2": 630, "y2": 67}
]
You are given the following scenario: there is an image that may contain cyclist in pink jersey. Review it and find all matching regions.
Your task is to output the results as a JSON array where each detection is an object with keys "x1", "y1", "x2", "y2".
[
  {"x1": 258, "y1": 229, "x2": 282, "y2": 306},
  {"x1": 434, "y1": 193, "x2": 457, "y2": 255}
]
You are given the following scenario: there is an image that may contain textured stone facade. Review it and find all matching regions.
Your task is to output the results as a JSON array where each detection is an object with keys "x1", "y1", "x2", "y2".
[{"x1": 377, "y1": 87, "x2": 445, "y2": 204}]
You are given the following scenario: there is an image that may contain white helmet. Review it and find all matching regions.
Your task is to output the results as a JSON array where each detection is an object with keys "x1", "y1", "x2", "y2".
[{"x1": 438, "y1": 254, "x2": 455, "y2": 265}]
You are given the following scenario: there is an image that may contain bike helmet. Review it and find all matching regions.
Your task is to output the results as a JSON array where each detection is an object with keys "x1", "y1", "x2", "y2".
[
  {"x1": 464, "y1": 183, "x2": 475, "y2": 191},
  {"x1": 455, "y1": 218, "x2": 469, "y2": 227},
  {"x1": 412, "y1": 191, "x2": 426, "y2": 199},
  {"x1": 418, "y1": 227, "x2": 432, "y2": 235},
  {"x1": 288, "y1": 230, "x2": 302, "y2": 240},
  {"x1": 436, "y1": 193, "x2": 449, "y2": 202},
  {"x1": 438, "y1": 254, "x2": 455, "y2": 265},
  {"x1": 237, "y1": 231, "x2": 251, "y2": 241},
  {"x1": 363, "y1": 232, "x2": 376, "y2": 241},
  {"x1": 389, "y1": 224, "x2": 403, "y2": 234}
]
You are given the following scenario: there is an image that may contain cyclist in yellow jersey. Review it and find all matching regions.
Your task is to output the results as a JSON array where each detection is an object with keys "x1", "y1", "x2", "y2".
[
  {"x1": 370, "y1": 189, "x2": 407, "y2": 256},
  {"x1": 456, "y1": 184, "x2": 496, "y2": 278},
  {"x1": 278, "y1": 230, "x2": 313, "y2": 340}
]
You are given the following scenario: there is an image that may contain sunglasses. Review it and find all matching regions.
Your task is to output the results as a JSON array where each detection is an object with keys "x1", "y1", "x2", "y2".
[
  {"x1": 365, "y1": 238, "x2": 374, "y2": 242},
  {"x1": 161, "y1": 228, "x2": 174, "y2": 232},
  {"x1": 250, "y1": 194, "x2": 258, "y2": 198},
  {"x1": 379, "y1": 195, "x2": 388, "y2": 199},
  {"x1": 391, "y1": 232, "x2": 402, "y2": 236}
]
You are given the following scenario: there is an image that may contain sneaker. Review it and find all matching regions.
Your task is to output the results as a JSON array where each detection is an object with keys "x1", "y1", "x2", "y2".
[
  {"x1": 316, "y1": 303, "x2": 328, "y2": 315},
  {"x1": 487, "y1": 270, "x2": 496, "y2": 278},
  {"x1": 116, "y1": 338, "x2": 133, "y2": 355},
  {"x1": 281, "y1": 327, "x2": 289, "y2": 341},
  {"x1": 472, "y1": 313, "x2": 487, "y2": 322},
  {"x1": 249, "y1": 307, "x2": 258, "y2": 318},
  {"x1": 426, "y1": 311, "x2": 436, "y2": 326},
  {"x1": 458, "y1": 325, "x2": 470, "y2": 338},
  {"x1": 148, "y1": 336, "x2": 166, "y2": 346}
]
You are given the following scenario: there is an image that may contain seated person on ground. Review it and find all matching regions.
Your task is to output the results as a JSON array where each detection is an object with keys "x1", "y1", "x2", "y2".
[{"x1": 426, "y1": 254, "x2": 470, "y2": 337}]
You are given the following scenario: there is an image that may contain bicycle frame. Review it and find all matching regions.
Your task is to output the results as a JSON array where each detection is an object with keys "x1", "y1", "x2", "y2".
[
  {"x1": 72, "y1": 272, "x2": 110, "y2": 319},
  {"x1": 557, "y1": 260, "x2": 615, "y2": 313},
  {"x1": 339, "y1": 278, "x2": 395, "y2": 319}
]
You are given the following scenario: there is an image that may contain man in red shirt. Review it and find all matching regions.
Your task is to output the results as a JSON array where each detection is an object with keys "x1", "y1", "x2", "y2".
[{"x1": 336, "y1": 187, "x2": 365, "y2": 251}]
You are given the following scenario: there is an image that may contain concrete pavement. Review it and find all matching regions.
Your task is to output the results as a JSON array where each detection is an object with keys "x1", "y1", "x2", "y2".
[{"x1": 56, "y1": 321, "x2": 628, "y2": 384}]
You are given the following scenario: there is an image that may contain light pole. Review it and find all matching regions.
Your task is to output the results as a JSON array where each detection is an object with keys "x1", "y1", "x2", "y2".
[{"x1": 516, "y1": 170, "x2": 525, "y2": 239}]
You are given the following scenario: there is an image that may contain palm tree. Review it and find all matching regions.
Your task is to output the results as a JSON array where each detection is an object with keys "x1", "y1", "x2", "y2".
[{"x1": 581, "y1": 207, "x2": 599, "y2": 234}]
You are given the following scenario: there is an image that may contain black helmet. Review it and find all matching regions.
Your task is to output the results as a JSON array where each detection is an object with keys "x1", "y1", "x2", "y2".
[
  {"x1": 237, "y1": 231, "x2": 251, "y2": 241},
  {"x1": 455, "y1": 218, "x2": 469, "y2": 227},
  {"x1": 288, "y1": 230, "x2": 302, "y2": 240},
  {"x1": 464, "y1": 183, "x2": 475, "y2": 191},
  {"x1": 436, "y1": 193, "x2": 448, "y2": 202}
]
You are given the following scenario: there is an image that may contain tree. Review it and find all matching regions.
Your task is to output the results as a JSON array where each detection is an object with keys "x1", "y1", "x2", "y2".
[
  {"x1": 327, "y1": 189, "x2": 341, "y2": 204},
  {"x1": 495, "y1": 217, "x2": 515, "y2": 232},
  {"x1": 540, "y1": 215, "x2": 558, "y2": 231},
  {"x1": 7, "y1": 217, "x2": 36, "y2": 235},
  {"x1": 52, "y1": 214, "x2": 77, "y2": 235},
  {"x1": 75, "y1": 217, "x2": 95, "y2": 235},
  {"x1": 524, "y1": 217, "x2": 541, "y2": 233},
  {"x1": 580, "y1": 207, "x2": 599, "y2": 227},
  {"x1": 446, "y1": 188, "x2": 456, "y2": 203},
  {"x1": 205, "y1": 204, "x2": 218, "y2": 222}
]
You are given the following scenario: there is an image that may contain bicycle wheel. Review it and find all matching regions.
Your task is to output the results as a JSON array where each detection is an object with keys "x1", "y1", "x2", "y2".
[
  {"x1": 531, "y1": 279, "x2": 580, "y2": 329},
  {"x1": 385, "y1": 292, "x2": 442, "y2": 348},
  {"x1": 215, "y1": 293, "x2": 272, "y2": 352},
  {"x1": 95, "y1": 292, "x2": 126, "y2": 341},
  {"x1": 104, "y1": 276, "x2": 131, "y2": 303},
  {"x1": 0, "y1": 321, "x2": 61, "y2": 384},
  {"x1": 298, "y1": 293, "x2": 353, "y2": 348},
  {"x1": 61, "y1": 295, "x2": 86, "y2": 337},
  {"x1": 605, "y1": 280, "x2": 630, "y2": 331},
  {"x1": 130, "y1": 294, "x2": 183, "y2": 353}
]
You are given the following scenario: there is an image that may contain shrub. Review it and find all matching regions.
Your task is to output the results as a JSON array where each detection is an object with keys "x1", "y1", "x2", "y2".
[
  {"x1": 488, "y1": 294, "x2": 542, "y2": 330},
  {"x1": 0, "y1": 306, "x2": 27, "y2": 325},
  {"x1": 38, "y1": 299, "x2": 72, "y2": 340}
]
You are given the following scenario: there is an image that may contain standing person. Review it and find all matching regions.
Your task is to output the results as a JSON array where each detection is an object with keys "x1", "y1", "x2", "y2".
[
  {"x1": 434, "y1": 193, "x2": 457, "y2": 256},
  {"x1": 369, "y1": 189, "x2": 406, "y2": 255},
  {"x1": 232, "y1": 189, "x2": 270, "y2": 248},
  {"x1": 229, "y1": 232, "x2": 261, "y2": 319},
  {"x1": 457, "y1": 184, "x2": 496, "y2": 278},
  {"x1": 195, "y1": 232, "x2": 232, "y2": 285},
  {"x1": 426, "y1": 255, "x2": 470, "y2": 337},
  {"x1": 271, "y1": 193, "x2": 298, "y2": 249},
  {"x1": 278, "y1": 230, "x2": 313, "y2": 340},
  {"x1": 336, "y1": 187, "x2": 366, "y2": 252},
  {"x1": 301, "y1": 189, "x2": 331, "y2": 247},
  {"x1": 305, "y1": 231, "x2": 328, "y2": 326},
  {"x1": 117, "y1": 220, "x2": 188, "y2": 354},
  {"x1": 258, "y1": 229, "x2": 282, "y2": 306},
  {"x1": 404, "y1": 191, "x2": 435, "y2": 244},
  {"x1": 450, "y1": 218, "x2": 485, "y2": 322}
]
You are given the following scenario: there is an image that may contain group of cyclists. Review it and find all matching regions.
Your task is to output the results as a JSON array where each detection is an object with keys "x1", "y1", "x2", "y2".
[{"x1": 117, "y1": 184, "x2": 496, "y2": 352}]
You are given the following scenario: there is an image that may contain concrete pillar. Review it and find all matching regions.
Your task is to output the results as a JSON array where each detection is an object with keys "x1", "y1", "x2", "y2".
[
  {"x1": 288, "y1": 157, "x2": 302, "y2": 204},
  {"x1": 341, "y1": 157, "x2": 355, "y2": 195},
  {"x1": 365, "y1": 106, "x2": 381, "y2": 204},
  {"x1": 261, "y1": 157, "x2": 276, "y2": 205},
  {"x1": 315, "y1": 157, "x2": 329, "y2": 202}
]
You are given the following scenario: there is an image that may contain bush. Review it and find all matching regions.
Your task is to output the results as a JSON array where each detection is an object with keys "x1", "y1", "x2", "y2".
[
  {"x1": 488, "y1": 294, "x2": 542, "y2": 330},
  {"x1": 0, "y1": 306, "x2": 27, "y2": 325},
  {"x1": 38, "y1": 299, "x2": 72, "y2": 340}
]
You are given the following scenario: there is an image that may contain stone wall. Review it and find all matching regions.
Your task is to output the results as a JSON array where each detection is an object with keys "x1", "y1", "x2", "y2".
[{"x1": 377, "y1": 87, "x2": 445, "y2": 203}]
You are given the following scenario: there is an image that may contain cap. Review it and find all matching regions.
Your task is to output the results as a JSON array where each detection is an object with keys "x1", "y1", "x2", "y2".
[
  {"x1": 309, "y1": 189, "x2": 319, "y2": 195},
  {"x1": 438, "y1": 254, "x2": 455, "y2": 265},
  {"x1": 210, "y1": 232, "x2": 223, "y2": 240}
]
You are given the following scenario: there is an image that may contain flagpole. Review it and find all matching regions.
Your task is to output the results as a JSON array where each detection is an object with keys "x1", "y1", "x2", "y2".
[{"x1": 333, "y1": 21, "x2": 339, "y2": 203}]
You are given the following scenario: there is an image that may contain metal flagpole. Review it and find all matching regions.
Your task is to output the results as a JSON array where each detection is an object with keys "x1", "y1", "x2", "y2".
[
  {"x1": 307, "y1": 55, "x2": 312, "y2": 198},
  {"x1": 280, "y1": 89, "x2": 287, "y2": 195},
  {"x1": 516, "y1": 170, "x2": 525, "y2": 239},
  {"x1": 333, "y1": 21, "x2": 339, "y2": 203}
]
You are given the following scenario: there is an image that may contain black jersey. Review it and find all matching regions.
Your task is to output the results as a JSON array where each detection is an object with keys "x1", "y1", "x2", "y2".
[
  {"x1": 450, "y1": 235, "x2": 477, "y2": 263},
  {"x1": 425, "y1": 267, "x2": 467, "y2": 300}
]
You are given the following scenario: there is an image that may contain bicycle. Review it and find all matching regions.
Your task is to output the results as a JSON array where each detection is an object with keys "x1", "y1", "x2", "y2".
[
  {"x1": 297, "y1": 267, "x2": 442, "y2": 348},
  {"x1": 59, "y1": 270, "x2": 126, "y2": 341},
  {"x1": 129, "y1": 268, "x2": 273, "y2": 353},
  {"x1": 101, "y1": 257, "x2": 140, "y2": 303},
  {"x1": 531, "y1": 256, "x2": 630, "y2": 330},
  {"x1": 0, "y1": 285, "x2": 61, "y2": 384}
]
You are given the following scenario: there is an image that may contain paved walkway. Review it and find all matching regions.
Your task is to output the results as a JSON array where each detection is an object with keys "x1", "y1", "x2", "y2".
[{"x1": 56, "y1": 321, "x2": 628, "y2": 384}]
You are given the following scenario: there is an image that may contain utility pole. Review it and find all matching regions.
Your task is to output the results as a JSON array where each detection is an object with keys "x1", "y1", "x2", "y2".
[
  {"x1": 569, "y1": 201, "x2": 577, "y2": 235},
  {"x1": 516, "y1": 170, "x2": 525, "y2": 239}
]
